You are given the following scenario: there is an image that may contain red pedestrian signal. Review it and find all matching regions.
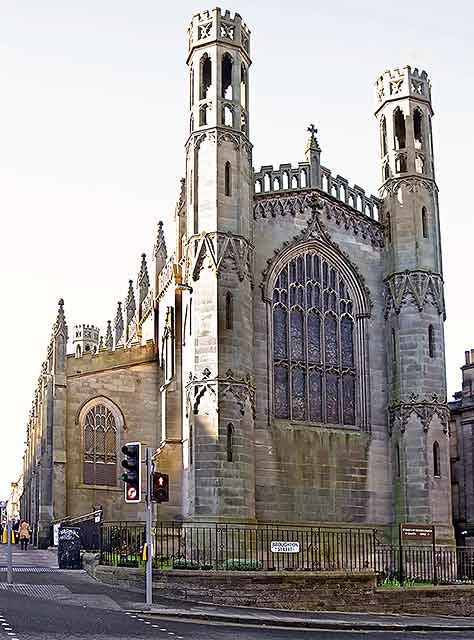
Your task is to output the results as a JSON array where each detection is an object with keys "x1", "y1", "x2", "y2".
[{"x1": 152, "y1": 472, "x2": 169, "y2": 503}]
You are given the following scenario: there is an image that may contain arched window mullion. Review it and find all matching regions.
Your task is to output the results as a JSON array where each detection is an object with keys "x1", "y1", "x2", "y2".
[
  {"x1": 321, "y1": 306, "x2": 327, "y2": 424},
  {"x1": 272, "y1": 250, "x2": 357, "y2": 427},
  {"x1": 82, "y1": 403, "x2": 119, "y2": 487},
  {"x1": 337, "y1": 315, "x2": 344, "y2": 427},
  {"x1": 286, "y1": 263, "x2": 292, "y2": 420},
  {"x1": 304, "y1": 299, "x2": 310, "y2": 422}
]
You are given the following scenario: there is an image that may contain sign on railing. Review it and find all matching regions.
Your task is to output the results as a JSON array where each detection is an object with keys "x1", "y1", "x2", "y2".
[
  {"x1": 400, "y1": 524, "x2": 434, "y2": 543},
  {"x1": 271, "y1": 541, "x2": 300, "y2": 554}
]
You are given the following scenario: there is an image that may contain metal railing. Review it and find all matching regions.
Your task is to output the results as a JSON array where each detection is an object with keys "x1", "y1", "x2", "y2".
[
  {"x1": 101, "y1": 521, "x2": 377, "y2": 571},
  {"x1": 375, "y1": 544, "x2": 474, "y2": 584},
  {"x1": 99, "y1": 520, "x2": 474, "y2": 584}
]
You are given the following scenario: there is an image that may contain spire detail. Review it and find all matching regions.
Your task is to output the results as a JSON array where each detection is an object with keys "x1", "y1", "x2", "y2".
[
  {"x1": 137, "y1": 253, "x2": 150, "y2": 305},
  {"x1": 114, "y1": 302, "x2": 124, "y2": 346},
  {"x1": 105, "y1": 320, "x2": 113, "y2": 350},
  {"x1": 154, "y1": 221, "x2": 167, "y2": 262},
  {"x1": 125, "y1": 280, "x2": 136, "y2": 326},
  {"x1": 52, "y1": 298, "x2": 68, "y2": 340}
]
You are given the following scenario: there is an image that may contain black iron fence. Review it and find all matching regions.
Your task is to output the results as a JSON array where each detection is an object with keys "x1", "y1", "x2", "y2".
[
  {"x1": 99, "y1": 521, "x2": 474, "y2": 584},
  {"x1": 376, "y1": 544, "x2": 474, "y2": 584},
  {"x1": 101, "y1": 521, "x2": 377, "y2": 571}
]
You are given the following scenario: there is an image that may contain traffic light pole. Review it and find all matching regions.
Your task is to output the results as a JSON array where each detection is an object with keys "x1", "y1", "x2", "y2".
[
  {"x1": 145, "y1": 447, "x2": 152, "y2": 609},
  {"x1": 6, "y1": 518, "x2": 12, "y2": 585}
]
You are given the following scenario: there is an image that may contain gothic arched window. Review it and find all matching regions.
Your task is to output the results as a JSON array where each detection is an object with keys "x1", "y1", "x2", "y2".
[
  {"x1": 83, "y1": 404, "x2": 117, "y2": 486},
  {"x1": 272, "y1": 252, "x2": 356, "y2": 426}
]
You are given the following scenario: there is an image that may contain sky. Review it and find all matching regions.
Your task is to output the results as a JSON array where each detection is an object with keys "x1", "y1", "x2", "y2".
[{"x1": 1, "y1": 0, "x2": 473, "y2": 500}]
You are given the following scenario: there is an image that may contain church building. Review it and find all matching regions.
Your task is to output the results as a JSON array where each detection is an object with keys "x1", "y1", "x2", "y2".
[{"x1": 21, "y1": 8, "x2": 453, "y2": 549}]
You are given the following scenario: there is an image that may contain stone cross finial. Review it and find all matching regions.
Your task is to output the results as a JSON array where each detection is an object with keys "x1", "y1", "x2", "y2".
[{"x1": 306, "y1": 123, "x2": 321, "y2": 151}]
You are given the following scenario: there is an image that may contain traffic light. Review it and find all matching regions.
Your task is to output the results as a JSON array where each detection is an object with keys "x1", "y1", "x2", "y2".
[
  {"x1": 152, "y1": 472, "x2": 169, "y2": 503},
  {"x1": 121, "y1": 442, "x2": 141, "y2": 503}
]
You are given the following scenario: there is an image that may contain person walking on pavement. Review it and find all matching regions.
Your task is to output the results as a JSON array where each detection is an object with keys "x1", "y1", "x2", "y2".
[
  {"x1": 19, "y1": 519, "x2": 30, "y2": 551},
  {"x1": 12, "y1": 518, "x2": 20, "y2": 545}
]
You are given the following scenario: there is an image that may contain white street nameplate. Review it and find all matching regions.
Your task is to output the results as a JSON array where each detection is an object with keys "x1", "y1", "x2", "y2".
[{"x1": 271, "y1": 541, "x2": 300, "y2": 553}]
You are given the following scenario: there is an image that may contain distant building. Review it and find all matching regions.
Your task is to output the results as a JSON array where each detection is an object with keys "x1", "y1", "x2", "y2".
[
  {"x1": 21, "y1": 8, "x2": 453, "y2": 548},
  {"x1": 7, "y1": 479, "x2": 22, "y2": 521},
  {"x1": 449, "y1": 351, "x2": 474, "y2": 544}
]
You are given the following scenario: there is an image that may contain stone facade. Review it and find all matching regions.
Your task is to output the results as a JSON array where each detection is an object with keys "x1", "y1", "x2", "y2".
[{"x1": 20, "y1": 8, "x2": 454, "y2": 547}]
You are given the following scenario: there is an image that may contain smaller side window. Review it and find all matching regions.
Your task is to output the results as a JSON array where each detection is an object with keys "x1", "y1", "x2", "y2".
[
  {"x1": 225, "y1": 291, "x2": 233, "y2": 329},
  {"x1": 386, "y1": 212, "x2": 392, "y2": 244},
  {"x1": 428, "y1": 325, "x2": 435, "y2": 358},
  {"x1": 189, "y1": 425, "x2": 193, "y2": 466},
  {"x1": 422, "y1": 207, "x2": 428, "y2": 239},
  {"x1": 225, "y1": 162, "x2": 232, "y2": 197},
  {"x1": 226, "y1": 423, "x2": 233, "y2": 462},
  {"x1": 433, "y1": 441, "x2": 440, "y2": 477}
]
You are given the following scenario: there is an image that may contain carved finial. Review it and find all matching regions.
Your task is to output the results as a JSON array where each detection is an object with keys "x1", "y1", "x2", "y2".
[
  {"x1": 53, "y1": 297, "x2": 68, "y2": 340},
  {"x1": 114, "y1": 302, "x2": 124, "y2": 346},
  {"x1": 306, "y1": 123, "x2": 321, "y2": 152},
  {"x1": 105, "y1": 320, "x2": 113, "y2": 350},
  {"x1": 137, "y1": 253, "x2": 150, "y2": 305},
  {"x1": 154, "y1": 220, "x2": 167, "y2": 261},
  {"x1": 99, "y1": 336, "x2": 104, "y2": 350},
  {"x1": 126, "y1": 279, "x2": 136, "y2": 325}
]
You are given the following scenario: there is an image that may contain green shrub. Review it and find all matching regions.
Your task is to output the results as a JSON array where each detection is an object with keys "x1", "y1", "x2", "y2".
[
  {"x1": 219, "y1": 559, "x2": 263, "y2": 571},
  {"x1": 380, "y1": 575, "x2": 402, "y2": 588},
  {"x1": 172, "y1": 559, "x2": 201, "y2": 570},
  {"x1": 200, "y1": 563, "x2": 214, "y2": 570}
]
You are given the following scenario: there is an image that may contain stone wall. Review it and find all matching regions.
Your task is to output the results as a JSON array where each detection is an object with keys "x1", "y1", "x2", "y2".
[
  {"x1": 85, "y1": 562, "x2": 474, "y2": 617},
  {"x1": 65, "y1": 341, "x2": 160, "y2": 522}
]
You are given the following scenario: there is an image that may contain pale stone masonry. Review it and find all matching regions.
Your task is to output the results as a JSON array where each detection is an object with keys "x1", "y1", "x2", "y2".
[{"x1": 21, "y1": 8, "x2": 454, "y2": 547}]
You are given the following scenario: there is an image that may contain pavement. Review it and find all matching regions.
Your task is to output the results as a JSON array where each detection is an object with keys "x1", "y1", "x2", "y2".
[{"x1": 0, "y1": 546, "x2": 474, "y2": 638}]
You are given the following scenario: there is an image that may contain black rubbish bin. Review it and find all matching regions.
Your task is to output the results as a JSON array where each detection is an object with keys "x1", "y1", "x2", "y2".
[{"x1": 57, "y1": 526, "x2": 81, "y2": 569}]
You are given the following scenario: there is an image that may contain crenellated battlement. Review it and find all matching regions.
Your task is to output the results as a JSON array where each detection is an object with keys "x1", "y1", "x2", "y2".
[
  {"x1": 66, "y1": 339, "x2": 156, "y2": 375},
  {"x1": 254, "y1": 162, "x2": 381, "y2": 220},
  {"x1": 73, "y1": 324, "x2": 100, "y2": 342},
  {"x1": 376, "y1": 65, "x2": 431, "y2": 108},
  {"x1": 187, "y1": 7, "x2": 250, "y2": 61}
]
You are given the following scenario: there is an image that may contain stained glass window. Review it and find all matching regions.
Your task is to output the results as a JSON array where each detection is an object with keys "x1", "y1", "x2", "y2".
[
  {"x1": 272, "y1": 251, "x2": 356, "y2": 426},
  {"x1": 83, "y1": 404, "x2": 117, "y2": 486}
]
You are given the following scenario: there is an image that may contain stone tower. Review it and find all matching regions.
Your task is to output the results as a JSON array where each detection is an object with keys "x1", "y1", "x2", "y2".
[
  {"x1": 376, "y1": 67, "x2": 452, "y2": 540},
  {"x1": 72, "y1": 324, "x2": 100, "y2": 358},
  {"x1": 184, "y1": 9, "x2": 255, "y2": 519}
]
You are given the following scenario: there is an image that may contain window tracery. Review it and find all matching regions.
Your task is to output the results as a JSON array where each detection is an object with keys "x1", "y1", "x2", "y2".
[
  {"x1": 272, "y1": 252, "x2": 356, "y2": 426},
  {"x1": 83, "y1": 404, "x2": 117, "y2": 486}
]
